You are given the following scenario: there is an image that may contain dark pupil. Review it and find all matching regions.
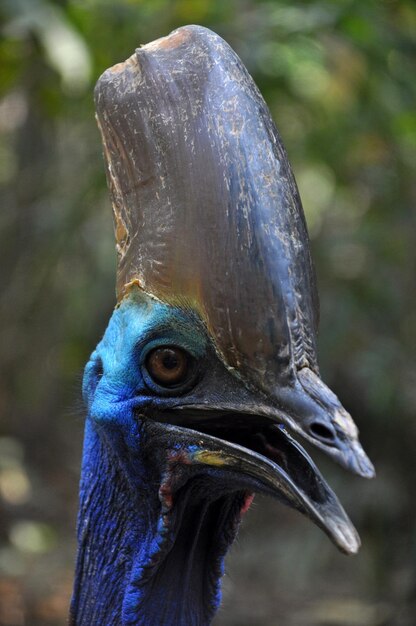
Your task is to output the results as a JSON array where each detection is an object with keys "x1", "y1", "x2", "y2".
[{"x1": 162, "y1": 351, "x2": 179, "y2": 370}]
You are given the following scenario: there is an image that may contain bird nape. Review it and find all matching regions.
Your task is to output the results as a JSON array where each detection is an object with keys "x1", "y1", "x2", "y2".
[{"x1": 70, "y1": 25, "x2": 375, "y2": 626}]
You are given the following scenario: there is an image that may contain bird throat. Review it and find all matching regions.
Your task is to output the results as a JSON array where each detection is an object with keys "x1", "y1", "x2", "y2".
[{"x1": 70, "y1": 419, "x2": 248, "y2": 626}]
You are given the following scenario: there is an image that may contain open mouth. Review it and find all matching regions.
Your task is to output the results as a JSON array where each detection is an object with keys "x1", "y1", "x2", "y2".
[{"x1": 145, "y1": 410, "x2": 361, "y2": 555}]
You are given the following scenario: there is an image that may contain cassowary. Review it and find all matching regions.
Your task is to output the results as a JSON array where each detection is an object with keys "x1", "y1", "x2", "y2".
[{"x1": 70, "y1": 25, "x2": 374, "y2": 626}]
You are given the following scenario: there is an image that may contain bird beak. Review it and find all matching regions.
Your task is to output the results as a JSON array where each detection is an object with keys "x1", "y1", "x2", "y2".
[
  {"x1": 144, "y1": 359, "x2": 373, "y2": 554},
  {"x1": 164, "y1": 366, "x2": 374, "y2": 480},
  {"x1": 145, "y1": 417, "x2": 361, "y2": 555}
]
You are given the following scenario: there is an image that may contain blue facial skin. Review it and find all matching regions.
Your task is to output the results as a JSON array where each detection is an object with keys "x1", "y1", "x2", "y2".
[
  {"x1": 70, "y1": 290, "x2": 248, "y2": 626},
  {"x1": 83, "y1": 291, "x2": 207, "y2": 427}
]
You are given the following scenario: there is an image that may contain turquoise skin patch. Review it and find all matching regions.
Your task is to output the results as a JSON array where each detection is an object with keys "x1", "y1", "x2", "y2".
[{"x1": 83, "y1": 289, "x2": 207, "y2": 427}]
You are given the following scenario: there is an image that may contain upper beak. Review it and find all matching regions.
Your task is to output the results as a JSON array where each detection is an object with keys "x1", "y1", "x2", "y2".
[
  {"x1": 270, "y1": 368, "x2": 375, "y2": 479},
  {"x1": 168, "y1": 366, "x2": 374, "y2": 480}
]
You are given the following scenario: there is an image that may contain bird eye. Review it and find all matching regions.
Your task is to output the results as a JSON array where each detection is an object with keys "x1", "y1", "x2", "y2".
[{"x1": 145, "y1": 346, "x2": 190, "y2": 388}]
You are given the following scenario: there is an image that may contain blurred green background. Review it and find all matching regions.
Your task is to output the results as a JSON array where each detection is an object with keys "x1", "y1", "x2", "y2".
[{"x1": 0, "y1": 0, "x2": 415, "y2": 624}]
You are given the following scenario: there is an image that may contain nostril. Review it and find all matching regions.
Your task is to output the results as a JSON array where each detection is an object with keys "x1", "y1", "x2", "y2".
[{"x1": 309, "y1": 421, "x2": 335, "y2": 442}]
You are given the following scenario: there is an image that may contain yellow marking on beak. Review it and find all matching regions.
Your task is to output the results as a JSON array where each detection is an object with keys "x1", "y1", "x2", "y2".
[{"x1": 193, "y1": 450, "x2": 231, "y2": 467}]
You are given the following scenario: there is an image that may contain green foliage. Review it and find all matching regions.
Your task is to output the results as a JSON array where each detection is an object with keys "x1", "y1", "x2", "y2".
[{"x1": 0, "y1": 1, "x2": 414, "y2": 623}]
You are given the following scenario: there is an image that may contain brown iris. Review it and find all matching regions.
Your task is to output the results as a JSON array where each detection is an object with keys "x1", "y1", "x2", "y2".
[{"x1": 145, "y1": 346, "x2": 189, "y2": 387}]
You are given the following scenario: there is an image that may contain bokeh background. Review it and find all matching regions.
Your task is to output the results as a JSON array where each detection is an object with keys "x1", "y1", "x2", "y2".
[{"x1": 0, "y1": 0, "x2": 415, "y2": 624}]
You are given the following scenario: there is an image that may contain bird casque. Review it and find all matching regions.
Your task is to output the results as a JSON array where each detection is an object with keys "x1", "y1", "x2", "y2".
[{"x1": 70, "y1": 25, "x2": 375, "y2": 626}]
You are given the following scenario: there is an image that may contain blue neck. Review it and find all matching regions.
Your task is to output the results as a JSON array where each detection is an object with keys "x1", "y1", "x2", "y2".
[
  {"x1": 70, "y1": 419, "x2": 152, "y2": 625},
  {"x1": 70, "y1": 418, "x2": 243, "y2": 626},
  {"x1": 70, "y1": 294, "x2": 248, "y2": 625}
]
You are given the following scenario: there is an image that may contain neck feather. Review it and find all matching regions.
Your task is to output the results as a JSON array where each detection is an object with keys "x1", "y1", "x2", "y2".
[{"x1": 70, "y1": 419, "x2": 244, "y2": 626}]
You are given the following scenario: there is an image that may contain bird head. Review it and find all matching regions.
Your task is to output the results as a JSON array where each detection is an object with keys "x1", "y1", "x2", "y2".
[{"x1": 88, "y1": 25, "x2": 374, "y2": 566}]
